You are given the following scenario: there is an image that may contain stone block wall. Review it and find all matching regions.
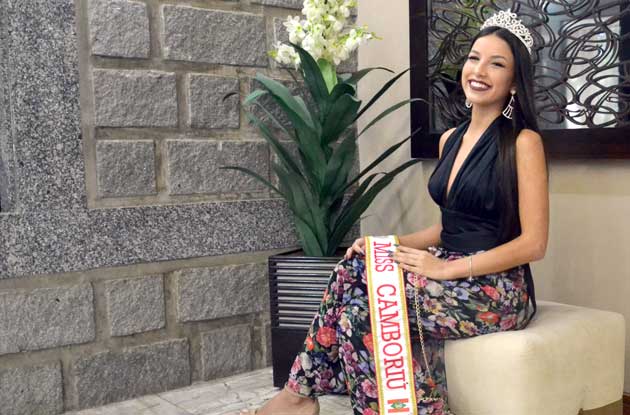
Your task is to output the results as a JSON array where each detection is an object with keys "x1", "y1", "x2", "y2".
[{"x1": 0, "y1": 0, "x2": 359, "y2": 413}]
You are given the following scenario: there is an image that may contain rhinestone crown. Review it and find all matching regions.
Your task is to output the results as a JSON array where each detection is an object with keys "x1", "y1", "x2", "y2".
[{"x1": 480, "y1": 10, "x2": 534, "y2": 54}]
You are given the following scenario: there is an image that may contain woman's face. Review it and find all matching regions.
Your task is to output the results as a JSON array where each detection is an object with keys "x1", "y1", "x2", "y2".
[{"x1": 461, "y1": 34, "x2": 516, "y2": 109}]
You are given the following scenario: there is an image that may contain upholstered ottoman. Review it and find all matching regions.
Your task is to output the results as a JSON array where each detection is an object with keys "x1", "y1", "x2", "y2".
[{"x1": 444, "y1": 300, "x2": 625, "y2": 415}]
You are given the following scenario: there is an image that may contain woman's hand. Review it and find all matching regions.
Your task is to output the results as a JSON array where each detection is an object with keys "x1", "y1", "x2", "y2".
[
  {"x1": 391, "y1": 245, "x2": 451, "y2": 280},
  {"x1": 344, "y1": 237, "x2": 366, "y2": 260}
]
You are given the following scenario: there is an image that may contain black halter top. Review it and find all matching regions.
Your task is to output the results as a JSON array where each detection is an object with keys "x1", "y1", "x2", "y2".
[
  {"x1": 428, "y1": 116, "x2": 502, "y2": 252},
  {"x1": 428, "y1": 116, "x2": 537, "y2": 324}
]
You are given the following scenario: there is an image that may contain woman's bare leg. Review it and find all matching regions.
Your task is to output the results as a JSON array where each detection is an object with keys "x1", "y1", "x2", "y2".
[{"x1": 240, "y1": 386, "x2": 319, "y2": 415}]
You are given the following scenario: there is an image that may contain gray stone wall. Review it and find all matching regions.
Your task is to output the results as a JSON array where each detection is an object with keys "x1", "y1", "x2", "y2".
[{"x1": 0, "y1": 0, "x2": 359, "y2": 414}]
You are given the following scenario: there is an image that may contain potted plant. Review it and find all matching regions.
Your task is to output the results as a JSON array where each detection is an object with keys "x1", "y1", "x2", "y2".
[{"x1": 221, "y1": 0, "x2": 425, "y2": 386}]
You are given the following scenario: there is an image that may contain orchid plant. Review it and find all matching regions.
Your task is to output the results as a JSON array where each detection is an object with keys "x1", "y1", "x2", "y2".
[{"x1": 221, "y1": 0, "x2": 424, "y2": 257}]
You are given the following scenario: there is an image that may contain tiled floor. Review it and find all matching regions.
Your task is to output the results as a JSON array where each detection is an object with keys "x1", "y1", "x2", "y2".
[{"x1": 64, "y1": 367, "x2": 352, "y2": 415}]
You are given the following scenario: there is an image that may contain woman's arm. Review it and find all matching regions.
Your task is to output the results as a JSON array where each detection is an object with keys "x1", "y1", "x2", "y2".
[
  {"x1": 443, "y1": 129, "x2": 549, "y2": 279},
  {"x1": 398, "y1": 223, "x2": 442, "y2": 250}
]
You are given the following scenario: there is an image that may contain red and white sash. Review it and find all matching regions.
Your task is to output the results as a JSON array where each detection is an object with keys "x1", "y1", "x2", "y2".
[{"x1": 365, "y1": 235, "x2": 417, "y2": 414}]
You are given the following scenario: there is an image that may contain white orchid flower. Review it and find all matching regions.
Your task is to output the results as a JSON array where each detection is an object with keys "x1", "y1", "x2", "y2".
[{"x1": 271, "y1": 0, "x2": 377, "y2": 68}]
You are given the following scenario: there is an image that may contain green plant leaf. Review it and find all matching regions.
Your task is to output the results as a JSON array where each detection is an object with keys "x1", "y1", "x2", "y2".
[
  {"x1": 294, "y1": 95, "x2": 322, "y2": 137},
  {"x1": 219, "y1": 165, "x2": 282, "y2": 196},
  {"x1": 294, "y1": 216, "x2": 325, "y2": 256},
  {"x1": 327, "y1": 194, "x2": 347, "y2": 231},
  {"x1": 317, "y1": 58, "x2": 338, "y2": 93},
  {"x1": 251, "y1": 73, "x2": 327, "y2": 191},
  {"x1": 330, "y1": 171, "x2": 382, "y2": 233},
  {"x1": 282, "y1": 66, "x2": 301, "y2": 85},
  {"x1": 353, "y1": 68, "x2": 411, "y2": 122},
  {"x1": 329, "y1": 82, "x2": 357, "y2": 104},
  {"x1": 329, "y1": 158, "x2": 423, "y2": 249},
  {"x1": 291, "y1": 125, "x2": 327, "y2": 192},
  {"x1": 340, "y1": 126, "x2": 423, "y2": 195},
  {"x1": 338, "y1": 73, "x2": 352, "y2": 83},
  {"x1": 272, "y1": 162, "x2": 312, "y2": 229},
  {"x1": 272, "y1": 162, "x2": 325, "y2": 256},
  {"x1": 287, "y1": 42, "x2": 330, "y2": 111},
  {"x1": 328, "y1": 133, "x2": 357, "y2": 200},
  {"x1": 249, "y1": 100, "x2": 296, "y2": 143},
  {"x1": 321, "y1": 93, "x2": 361, "y2": 146},
  {"x1": 321, "y1": 128, "x2": 357, "y2": 205},
  {"x1": 254, "y1": 72, "x2": 317, "y2": 132},
  {"x1": 323, "y1": 82, "x2": 358, "y2": 129},
  {"x1": 275, "y1": 161, "x2": 327, "y2": 254},
  {"x1": 243, "y1": 89, "x2": 268, "y2": 106},
  {"x1": 245, "y1": 110, "x2": 304, "y2": 180},
  {"x1": 344, "y1": 66, "x2": 395, "y2": 86},
  {"x1": 357, "y1": 98, "x2": 429, "y2": 138}
]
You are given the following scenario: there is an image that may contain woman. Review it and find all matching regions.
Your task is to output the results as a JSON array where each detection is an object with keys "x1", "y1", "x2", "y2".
[{"x1": 238, "y1": 10, "x2": 549, "y2": 415}]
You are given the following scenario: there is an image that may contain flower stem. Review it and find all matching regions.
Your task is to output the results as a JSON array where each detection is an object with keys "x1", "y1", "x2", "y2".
[{"x1": 317, "y1": 58, "x2": 338, "y2": 92}]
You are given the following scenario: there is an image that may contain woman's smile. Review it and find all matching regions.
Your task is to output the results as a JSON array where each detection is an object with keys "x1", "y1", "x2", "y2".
[{"x1": 468, "y1": 79, "x2": 491, "y2": 92}]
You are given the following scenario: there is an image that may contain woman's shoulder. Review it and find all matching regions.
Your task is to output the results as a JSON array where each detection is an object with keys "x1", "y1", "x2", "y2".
[
  {"x1": 516, "y1": 128, "x2": 542, "y2": 140},
  {"x1": 438, "y1": 127, "x2": 458, "y2": 159},
  {"x1": 515, "y1": 128, "x2": 544, "y2": 153}
]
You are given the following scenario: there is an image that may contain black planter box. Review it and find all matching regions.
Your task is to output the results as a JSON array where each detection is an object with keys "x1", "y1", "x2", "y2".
[{"x1": 268, "y1": 247, "x2": 348, "y2": 388}]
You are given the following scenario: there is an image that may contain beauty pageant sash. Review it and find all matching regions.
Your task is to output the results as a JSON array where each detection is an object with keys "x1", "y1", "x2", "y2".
[{"x1": 365, "y1": 235, "x2": 417, "y2": 415}]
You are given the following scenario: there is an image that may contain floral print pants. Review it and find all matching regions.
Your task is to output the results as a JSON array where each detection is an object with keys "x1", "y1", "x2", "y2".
[{"x1": 285, "y1": 245, "x2": 532, "y2": 415}]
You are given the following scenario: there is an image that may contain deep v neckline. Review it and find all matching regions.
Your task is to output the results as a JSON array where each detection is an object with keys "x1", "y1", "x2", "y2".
[{"x1": 443, "y1": 117, "x2": 500, "y2": 206}]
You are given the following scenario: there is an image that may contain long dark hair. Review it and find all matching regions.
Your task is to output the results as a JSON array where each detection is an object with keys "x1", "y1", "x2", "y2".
[{"x1": 467, "y1": 26, "x2": 548, "y2": 245}]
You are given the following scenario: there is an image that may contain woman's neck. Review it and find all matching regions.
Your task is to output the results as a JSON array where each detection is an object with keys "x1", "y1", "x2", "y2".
[{"x1": 466, "y1": 105, "x2": 503, "y2": 139}]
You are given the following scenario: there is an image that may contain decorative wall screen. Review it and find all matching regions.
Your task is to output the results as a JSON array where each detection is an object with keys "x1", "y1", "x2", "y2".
[{"x1": 410, "y1": 0, "x2": 630, "y2": 159}]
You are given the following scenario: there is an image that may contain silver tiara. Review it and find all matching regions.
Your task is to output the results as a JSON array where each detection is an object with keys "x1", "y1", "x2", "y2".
[{"x1": 480, "y1": 10, "x2": 534, "y2": 54}]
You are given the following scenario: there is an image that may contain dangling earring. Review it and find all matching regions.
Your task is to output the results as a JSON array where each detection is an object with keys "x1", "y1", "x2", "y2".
[
  {"x1": 465, "y1": 99, "x2": 472, "y2": 109},
  {"x1": 503, "y1": 90, "x2": 516, "y2": 119}
]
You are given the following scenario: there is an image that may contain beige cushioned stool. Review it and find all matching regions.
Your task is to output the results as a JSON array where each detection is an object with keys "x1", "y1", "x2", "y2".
[{"x1": 444, "y1": 300, "x2": 625, "y2": 415}]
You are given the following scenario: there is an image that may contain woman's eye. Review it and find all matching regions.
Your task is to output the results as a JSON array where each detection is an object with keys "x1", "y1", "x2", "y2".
[{"x1": 466, "y1": 56, "x2": 504, "y2": 67}]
